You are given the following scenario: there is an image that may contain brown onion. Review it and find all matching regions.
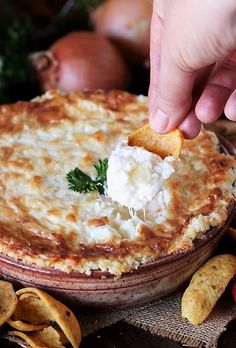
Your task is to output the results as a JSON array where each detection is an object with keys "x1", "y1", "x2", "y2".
[
  {"x1": 30, "y1": 31, "x2": 130, "y2": 92},
  {"x1": 91, "y1": 0, "x2": 153, "y2": 65}
]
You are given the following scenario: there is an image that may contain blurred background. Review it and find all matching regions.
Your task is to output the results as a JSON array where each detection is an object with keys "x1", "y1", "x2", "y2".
[{"x1": 0, "y1": 0, "x2": 152, "y2": 104}]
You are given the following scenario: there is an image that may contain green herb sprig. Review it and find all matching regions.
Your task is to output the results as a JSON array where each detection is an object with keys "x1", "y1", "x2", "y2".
[{"x1": 66, "y1": 158, "x2": 108, "y2": 195}]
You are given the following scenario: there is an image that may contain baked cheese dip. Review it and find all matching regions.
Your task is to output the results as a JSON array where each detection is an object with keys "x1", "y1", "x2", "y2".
[{"x1": 0, "y1": 90, "x2": 235, "y2": 276}]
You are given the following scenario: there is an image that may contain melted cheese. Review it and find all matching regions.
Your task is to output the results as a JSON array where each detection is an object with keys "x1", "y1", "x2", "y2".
[{"x1": 107, "y1": 140, "x2": 175, "y2": 210}]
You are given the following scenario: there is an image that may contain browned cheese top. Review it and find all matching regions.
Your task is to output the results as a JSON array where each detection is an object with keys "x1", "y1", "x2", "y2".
[{"x1": 0, "y1": 90, "x2": 234, "y2": 276}]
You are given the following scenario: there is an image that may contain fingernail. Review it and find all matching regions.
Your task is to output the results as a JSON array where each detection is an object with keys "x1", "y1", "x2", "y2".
[{"x1": 150, "y1": 108, "x2": 169, "y2": 133}]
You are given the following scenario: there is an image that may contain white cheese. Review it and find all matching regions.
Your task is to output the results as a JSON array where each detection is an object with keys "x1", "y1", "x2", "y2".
[
  {"x1": 106, "y1": 141, "x2": 175, "y2": 211},
  {"x1": 84, "y1": 224, "x2": 122, "y2": 244}
]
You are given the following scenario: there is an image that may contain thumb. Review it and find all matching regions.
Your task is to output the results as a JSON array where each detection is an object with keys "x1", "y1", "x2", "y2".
[{"x1": 149, "y1": 49, "x2": 196, "y2": 133}]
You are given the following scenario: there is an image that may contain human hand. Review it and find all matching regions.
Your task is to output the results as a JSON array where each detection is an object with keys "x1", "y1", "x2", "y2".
[{"x1": 149, "y1": 0, "x2": 236, "y2": 139}]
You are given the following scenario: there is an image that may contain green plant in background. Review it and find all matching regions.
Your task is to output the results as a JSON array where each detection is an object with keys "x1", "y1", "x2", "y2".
[
  {"x1": 0, "y1": 0, "x2": 35, "y2": 103},
  {"x1": 0, "y1": 1, "x2": 105, "y2": 104}
]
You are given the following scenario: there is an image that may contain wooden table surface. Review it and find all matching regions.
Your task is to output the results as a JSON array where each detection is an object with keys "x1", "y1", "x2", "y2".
[
  {"x1": 0, "y1": 327, "x2": 184, "y2": 348},
  {"x1": 1, "y1": 318, "x2": 235, "y2": 348},
  {"x1": 81, "y1": 321, "x2": 236, "y2": 348}
]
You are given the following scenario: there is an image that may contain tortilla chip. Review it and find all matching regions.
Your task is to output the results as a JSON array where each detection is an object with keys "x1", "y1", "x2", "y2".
[
  {"x1": 7, "y1": 326, "x2": 64, "y2": 348},
  {"x1": 0, "y1": 280, "x2": 17, "y2": 327},
  {"x1": 182, "y1": 254, "x2": 236, "y2": 325},
  {"x1": 7, "y1": 318, "x2": 47, "y2": 332},
  {"x1": 12, "y1": 288, "x2": 81, "y2": 348},
  {"x1": 8, "y1": 292, "x2": 50, "y2": 331},
  {"x1": 128, "y1": 124, "x2": 183, "y2": 159}
]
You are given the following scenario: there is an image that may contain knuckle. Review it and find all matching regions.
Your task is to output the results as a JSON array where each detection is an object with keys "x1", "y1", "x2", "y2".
[
  {"x1": 222, "y1": 56, "x2": 236, "y2": 69},
  {"x1": 157, "y1": 90, "x2": 191, "y2": 114}
]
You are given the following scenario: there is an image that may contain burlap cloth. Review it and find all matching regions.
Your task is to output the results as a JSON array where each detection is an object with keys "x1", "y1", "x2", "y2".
[
  {"x1": 77, "y1": 292, "x2": 235, "y2": 348},
  {"x1": 75, "y1": 121, "x2": 236, "y2": 348}
]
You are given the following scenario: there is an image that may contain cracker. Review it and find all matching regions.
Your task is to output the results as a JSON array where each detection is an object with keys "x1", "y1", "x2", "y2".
[{"x1": 182, "y1": 254, "x2": 236, "y2": 325}]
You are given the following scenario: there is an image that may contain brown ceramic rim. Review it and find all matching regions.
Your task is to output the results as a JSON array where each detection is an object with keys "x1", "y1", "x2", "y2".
[{"x1": 0, "y1": 204, "x2": 234, "y2": 281}]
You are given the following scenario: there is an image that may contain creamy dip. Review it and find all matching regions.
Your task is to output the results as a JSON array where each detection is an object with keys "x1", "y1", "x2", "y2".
[{"x1": 107, "y1": 140, "x2": 175, "y2": 210}]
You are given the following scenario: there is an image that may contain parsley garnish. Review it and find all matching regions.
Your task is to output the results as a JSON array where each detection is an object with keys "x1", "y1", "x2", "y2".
[{"x1": 66, "y1": 158, "x2": 108, "y2": 195}]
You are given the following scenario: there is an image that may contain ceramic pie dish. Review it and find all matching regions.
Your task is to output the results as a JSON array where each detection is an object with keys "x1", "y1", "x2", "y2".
[
  {"x1": 0, "y1": 203, "x2": 234, "y2": 309},
  {"x1": 0, "y1": 137, "x2": 234, "y2": 309},
  {"x1": 0, "y1": 91, "x2": 235, "y2": 309}
]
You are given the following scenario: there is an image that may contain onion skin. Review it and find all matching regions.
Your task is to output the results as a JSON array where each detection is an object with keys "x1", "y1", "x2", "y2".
[
  {"x1": 30, "y1": 32, "x2": 131, "y2": 92},
  {"x1": 91, "y1": 0, "x2": 153, "y2": 64}
]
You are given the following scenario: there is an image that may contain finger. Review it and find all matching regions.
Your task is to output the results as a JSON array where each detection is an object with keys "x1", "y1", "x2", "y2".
[
  {"x1": 195, "y1": 52, "x2": 236, "y2": 123},
  {"x1": 177, "y1": 67, "x2": 211, "y2": 139},
  {"x1": 148, "y1": 4, "x2": 163, "y2": 114},
  {"x1": 224, "y1": 89, "x2": 236, "y2": 120},
  {"x1": 149, "y1": 41, "x2": 196, "y2": 133},
  {"x1": 178, "y1": 111, "x2": 202, "y2": 139},
  {"x1": 150, "y1": 65, "x2": 211, "y2": 138}
]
